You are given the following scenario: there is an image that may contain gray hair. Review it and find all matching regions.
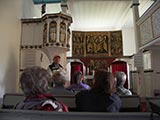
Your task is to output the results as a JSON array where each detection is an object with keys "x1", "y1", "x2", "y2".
[
  {"x1": 114, "y1": 71, "x2": 126, "y2": 86},
  {"x1": 52, "y1": 69, "x2": 68, "y2": 86},
  {"x1": 72, "y1": 71, "x2": 83, "y2": 84},
  {"x1": 20, "y1": 66, "x2": 51, "y2": 96}
]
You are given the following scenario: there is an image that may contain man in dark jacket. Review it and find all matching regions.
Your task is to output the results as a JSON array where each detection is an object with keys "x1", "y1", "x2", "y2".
[{"x1": 48, "y1": 55, "x2": 63, "y2": 75}]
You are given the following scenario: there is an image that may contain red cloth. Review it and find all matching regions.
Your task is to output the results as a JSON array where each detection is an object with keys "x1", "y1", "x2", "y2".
[
  {"x1": 33, "y1": 94, "x2": 69, "y2": 112},
  {"x1": 15, "y1": 94, "x2": 68, "y2": 112},
  {"x1": 111, "y1": 61, "x2": 128, "y2": 89}
]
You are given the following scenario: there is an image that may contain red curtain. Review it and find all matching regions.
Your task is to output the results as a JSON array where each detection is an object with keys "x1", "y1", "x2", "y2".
[{"x1": 111, "y1": 61, "x2": 128, "y2": 88}]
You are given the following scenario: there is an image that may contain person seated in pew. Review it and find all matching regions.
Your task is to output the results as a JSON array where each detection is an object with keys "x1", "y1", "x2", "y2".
[
  {"x1": 75, "y1": 69, "x2": 121, "y2": 112},
  {"x1": 67, "y1": 71, "x2": 90, "y2": 92},
  {"x1": 48, "y1": 69, "x2": 75, "y2": 96},
  {"x1": 114, "y1": 71, "x2": 132, "y2": 96},
  {"x1": 15, "y1": 66, "x2": 68, "y2": 112}
]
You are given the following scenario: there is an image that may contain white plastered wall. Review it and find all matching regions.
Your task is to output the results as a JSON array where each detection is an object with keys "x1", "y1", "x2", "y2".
[
  {"x1": 0, "y1": 0, "x2": 22, "y2": 98},
  {"x1": 122, "y1": 27, "x2": 136, "y2": 56},
  {"x1": 0, "y1": 0, "x2": 41, "y2": 98}
]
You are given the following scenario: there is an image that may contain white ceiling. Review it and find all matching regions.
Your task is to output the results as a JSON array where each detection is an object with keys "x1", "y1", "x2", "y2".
[{"x1": 67, "y1": 0, "x2": 154, "y2": 31}]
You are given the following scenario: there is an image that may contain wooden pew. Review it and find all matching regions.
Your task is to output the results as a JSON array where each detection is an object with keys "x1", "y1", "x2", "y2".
[
  {"x1": 55, "y1": 95, "x2": 141, "y2": 112},
  {"x1": 145, "y1": 97, "x2": 160, "y2": 112},
  {"x1": 0, "y1": 109, "x2": 159, "y2": 120},
  {"x1": 149, "y1": 98, "x2": 160, "y2": 120},
  {"x1": 2, "y1": 93, "x2": 142, "y2": 112},
  {"x1": 120, "y1": 95, "x2": 140, "y2": 112},
  {"x1": 2, "y1": 93, "x2": 24, "y2": 109},
  {"x1": 54, "y1": 95, "x2": 76, "y2": 111},
  {"x1": 1, "y1": 93, "x2": 76, "y2": 111}
]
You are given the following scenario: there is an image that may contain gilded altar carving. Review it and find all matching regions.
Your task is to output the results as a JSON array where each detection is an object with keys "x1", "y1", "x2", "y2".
[
  {"x1": 72, "y1": 31, "x2": 84, "y2": 56},
  {"x1": 89, "y1": 59, "x2": 108, "y2": 71},
  {"x1": 85, "y1": 32, "x2": 109, "y2": 56},
  {"x1": 110, "y1": 31, "x2": 123, "y2": 56},
  {"x1": 72, "y1": 31, "x2": 123, "y2": 57}
]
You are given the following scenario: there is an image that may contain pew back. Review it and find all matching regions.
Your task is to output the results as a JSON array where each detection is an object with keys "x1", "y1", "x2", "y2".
[
  {"x1": 2, "y1": 93, "x2": 76, "y2": 110},
  {"x1": 2, "y1": 93, "x2": 25, "y2": 109},
  {"x1": 146, "y1": 97, "x2": 160, "y2": 112},
  {"x1": 0, "y1": 109, "x2": 159, "y2": 120},
  {"x1": 149, "y1": 98, "x2": 160, "y2": 119},
  {"x1": 120, "y1": 95, "x2": 140, "y2": 112},
  {"x1": 2, "y1": 93, "x2": 141, "y2": 112},
  {"x1": 54, "y1": 95, "x2": 76, "y2": 110}
]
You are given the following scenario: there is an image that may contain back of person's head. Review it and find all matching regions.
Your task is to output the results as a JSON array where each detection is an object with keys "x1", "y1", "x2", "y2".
[
  {"x1": 114, "y1": 71, "x2": 126, "y2": 87},
  {"x1": 92, "y1": 69, "x2": 116, "y2": 95},
  {"x1": 71, "y1": 71, "x2": 83, "y2": 84},
  {"x1": 20, "y1": 66, "x2": 51, "y2": 97},
  {"x1": 52, "y1": 69, "x2": 68, "y2": 87}
]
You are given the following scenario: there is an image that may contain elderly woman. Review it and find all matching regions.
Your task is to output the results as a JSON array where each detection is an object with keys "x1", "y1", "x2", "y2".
[
  {"x1": 15, "y1": 66, "x2": 68, "y2": 112},
  {"x1": 75, "y1": 69, "x2": 121, "y2": 112},
  {"x1": 48, "y1": 69, "x2": 75, "y2": 96},
  {"x1": 67, "y1": 71, "x2": 90, "y2": 92}
]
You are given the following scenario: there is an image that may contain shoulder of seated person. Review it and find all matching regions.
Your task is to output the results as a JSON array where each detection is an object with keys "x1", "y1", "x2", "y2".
[{"x1": 76, "y1": 90, "x2": 90, "y2": 95}]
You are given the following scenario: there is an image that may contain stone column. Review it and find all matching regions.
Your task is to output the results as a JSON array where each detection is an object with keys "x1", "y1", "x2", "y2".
[
  {"x1": 64, "y1": 21, "x2": 68, "y2": 47},
  {"x1": 131, "y1": 0, "x2": 140, "y2": 52},
  {"x1": 131, "y1": 0, "x2": 145, "y2": 97},
  {"x1": 46, "y1": 19, "x2": 51, "y2": 43},
  {"x1": 56, "y1": 18, "x2": 62, "y2": 43}
]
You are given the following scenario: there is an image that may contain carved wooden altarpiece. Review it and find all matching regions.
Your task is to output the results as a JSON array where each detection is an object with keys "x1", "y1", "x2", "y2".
[{"x1": 72, "y1": 31, "x2": 123, "y2": 57}]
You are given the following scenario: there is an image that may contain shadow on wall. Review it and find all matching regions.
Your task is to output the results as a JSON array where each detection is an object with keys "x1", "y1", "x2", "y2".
[{"x1": 3, "y1": 49, "x2": 18, "y2": 96}]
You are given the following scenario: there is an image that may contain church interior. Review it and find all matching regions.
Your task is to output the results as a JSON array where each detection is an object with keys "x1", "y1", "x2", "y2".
[{"x1": 0, "y1": 0, "x2": 160, "y2": 117}]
